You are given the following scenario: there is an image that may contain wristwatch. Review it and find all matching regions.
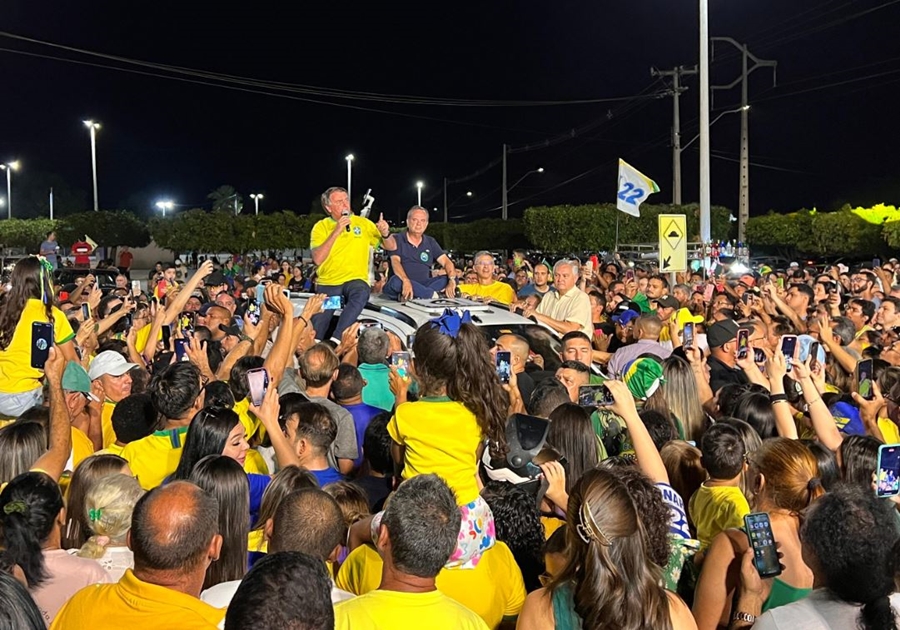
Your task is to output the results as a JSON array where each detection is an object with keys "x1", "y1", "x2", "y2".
[{"x1": 732, "y1": 611, "x2": 756, "y2": 624}]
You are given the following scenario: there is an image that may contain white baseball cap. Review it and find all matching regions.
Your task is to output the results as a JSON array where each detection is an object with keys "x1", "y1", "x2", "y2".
[{"x1": 88, "y1": 351, "x2": 138, "y2": 381}]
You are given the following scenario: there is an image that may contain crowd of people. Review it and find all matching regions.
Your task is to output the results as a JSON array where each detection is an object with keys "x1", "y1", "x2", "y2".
[{"x1": 1, "y1": 185, "x2": 900, "y2": 629}]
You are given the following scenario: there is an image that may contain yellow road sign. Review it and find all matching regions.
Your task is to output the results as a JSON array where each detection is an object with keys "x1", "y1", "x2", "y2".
[{"x1": 658, "y1": 214, "x2": 687, "y2": 273}]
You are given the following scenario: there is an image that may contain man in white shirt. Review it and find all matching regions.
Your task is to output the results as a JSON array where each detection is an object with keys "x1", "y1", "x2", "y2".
[{"x1": 522, "y1": 259, "x2": 592, "y2": 336}]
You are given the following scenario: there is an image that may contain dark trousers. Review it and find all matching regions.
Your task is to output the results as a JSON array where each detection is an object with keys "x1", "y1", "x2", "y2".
[
  {"x1": 313, "y1": 279, "x2": 371, "y2": 341},
  {"x1": 382, "y1": 275, "x2": 449, "y2": 300}
]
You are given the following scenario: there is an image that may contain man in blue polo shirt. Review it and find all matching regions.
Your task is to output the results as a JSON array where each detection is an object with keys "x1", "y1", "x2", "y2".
[{"x1": 383, "y1": 206, "x2": 457, "y2": 301}]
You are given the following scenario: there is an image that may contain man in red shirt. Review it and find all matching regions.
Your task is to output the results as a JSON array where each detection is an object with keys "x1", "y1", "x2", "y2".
[
  {"x1": 71, "y1": 237, "x2": 94, "y2": 268},
  {"x1": 118, "y1": 246, "x2": 134, "y2": 277}
]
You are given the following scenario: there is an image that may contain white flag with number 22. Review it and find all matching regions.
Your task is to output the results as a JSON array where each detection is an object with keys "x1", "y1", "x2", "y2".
[{"x1": 616, "y1": 159, "x2": 660, "y2": 217}]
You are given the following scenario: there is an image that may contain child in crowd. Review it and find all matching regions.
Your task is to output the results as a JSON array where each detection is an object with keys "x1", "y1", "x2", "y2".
[{"x1": 688, "y1": 422, "x2": 750, "y2": 549}]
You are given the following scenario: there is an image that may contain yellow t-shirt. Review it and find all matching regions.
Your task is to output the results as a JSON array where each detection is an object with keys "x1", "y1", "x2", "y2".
[
  {"x1": 121, "y1": 426, "x2": 188, "y2": 490},
  {"x1": 0, "y1": 299, "x2": 75, "y2": 394},
  {"x1": 335, "y1": 589, "x2": 489, "y2": 630},
  {"x1": 50, "y1": 569, "x2": 224, "y2": 630},
  {"x1": 232, "y1": 397, "x2": 260, "y2": 441},
  {"x1": 688, "y1": 483, "x2": 750, "y2": 549},
  {"x1": 100, "y1": 400, "x2": 118, "y2": 449},
  {"x1": 243, "y1": 448, "x2": 270, "y2": 475},
  {"x1": 388, "y1": 397, "x2": 482, "y2": 505},
  {"x1": 878, "y1": 417, "x2": 900, "y2": 445},
  {"x1": 134, "y1": 323, "x2": 162, "y2": 354},
  {"x1": 97, "y1": 442, "x2": 125, "y2": 458},
  {"x1": 336, "y1": 542, "x2": 525, "y2": 629},
  {"x1": 71, "y1": 427, "x2": 94, "y2": 469},
  {"x1": 310, "y1": 215, "x2": 382, "y2": 285},
  {"x1": 541, "y1": 516, "x2": 565, "y2": 541},
  {"x1": 458, "y1": 281, "x2": 516, "y2": 305},
  {"x1": 247, "y1": 528, "x2": 268, "y2": 555}
]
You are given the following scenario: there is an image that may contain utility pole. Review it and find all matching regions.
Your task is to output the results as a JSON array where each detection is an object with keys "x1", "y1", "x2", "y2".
[
  {"x1": 501, "y1": 144, "x2": 508, "y2": 220},
  {"x1": 712, "y1": 37, "x2": 776, "y2": 243},
  {"x1": 443, "y1": 177, "x2": 448, "y2": 223},
  {"x1": 651, "y1": 65, "x2": 697, "y2": 205}
]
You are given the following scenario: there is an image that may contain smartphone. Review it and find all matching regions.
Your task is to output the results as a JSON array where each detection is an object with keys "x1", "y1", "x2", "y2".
[
  {"x1": 123, "y1": 313, "x2": 133, "y2": 331},
  {"x1": 744, "y1": 512, "x2": 782, "y2": 578},
  {"x1": 323, "y1": 295, "x2": 344, "y2": 310},
  {"x1": 246, "y1": 368, "x2": 269, "y2": 407},
  {"x1": 624, "y1": 269, "x2": 635, "y2": 282},
  {"x1": 131, "y1": 280, "x2": 141, "y2": 295},
  {"x1": 809, "y1": 341, "x2": 820, "y2": 372},
  {"x1": 780, "y1": 335, "x2": 798, "y2": 372},
  {"x1": 736, "y1": 329, "x2": 750, "y2": 361},
  {"x1": 81, "y1": 303, "x2": 91, "y2": 320},
  {"x1": 31, "y1": 322, "x2": 53, "y2": 369},
  {"x1": 857, "y1": 358, "x2": 874, "y2": 401},
  {"x1": 777, "y1": 277, "x2": 785, "y2": 289},
  {"x1": 874, "y1": 258, "x2": 882, "y2": 268},
  {"x1": 703, "y1": 284, "x2": 715, "y2": 302},
  {"x1": 754, "y1": 348, "x2": 767, "y2": 364},
  {"x1": 495, "y1": 351, "x2": 512, "y2": 384},
  {"x1": 876, "y1": 444, "x2": 900, "y2": 498},
  {"x1": 406, "y1": 333, "x2": 416, "y2": 350},
  {"x1": 255, "y1": 283, "x2": 266, "y2": 305},
  {"x1": 174, "y1": 338, "x2": 188, "y2": 362},
  {"x1": 179, "y1": 311, "x2": 195, "y2": 334},
  {"x1": 161, "y1": 324, "x2": 172, "y2": 349},
  {"x1": 577, "y1": 384, "x2": 614, "y2": 407},
  {"x1": 358, "y1": 321, "x2": 384, "y2": 337},
  {"x1": 683, "y1": 322, "x2": 694, "y2": 349},
  {"x1": 246, "y1": 299, "x2": 260, "y2": 326},
  {"x1": 741, "y1": 292, "x2": 752, "y2": 305},
  {"x1": 152, "y1": 351, "x2": 174, "y2": 373},
  {"x1": 391, "y1": 351, "x2": 411, "y2": 379}
]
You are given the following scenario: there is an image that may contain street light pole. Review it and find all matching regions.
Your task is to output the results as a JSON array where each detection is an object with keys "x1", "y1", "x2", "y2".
[
  {"x1": 346, "y1": 154, "x2": 354, "y2": 206},
  {"x1": 156, "y1": 200, "x2": 174, "y2": 218},
  {"x1": 443, "y1": 177, "x2": 448, "y2": 223},
  {"x1": 416, "y1": 181, "x2": 424, "y2": 206},
  {"x1": 83, "y1": 121, "x2": 101, "y2": 211},
  {"x1": 250, "y1": 193, "x2": 264, "y2": 215},
  {"x1": 0, "y1": 161, "x2": 19, "y2": 220},
  {"x1": 699, "y1": 0, "x2": 711, "y2": 245},
  {"x1": 501, "y1": 144, "x2": 508, "y2": 220}
]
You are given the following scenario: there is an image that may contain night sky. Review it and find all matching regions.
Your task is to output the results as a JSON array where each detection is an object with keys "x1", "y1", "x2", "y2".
[{"x1": 2, "y1": 0, "x2": 899, "y2": 224}]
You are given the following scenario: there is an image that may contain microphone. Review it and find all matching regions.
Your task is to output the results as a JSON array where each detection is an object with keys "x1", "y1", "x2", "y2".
[{"x1": 342, "y1": 209, "x2": 351, "y2": 232}]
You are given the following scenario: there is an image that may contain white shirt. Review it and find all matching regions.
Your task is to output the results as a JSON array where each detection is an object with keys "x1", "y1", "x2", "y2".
[
  {"x1": 535, "y1": 286, "x2": 592, "y2": 336},
  {"x1": 752, "y1": 590, "x2": 900, "y2": 629},
  {"x1": 202, "y1": 577, "x2": 354, "y2": 609}
]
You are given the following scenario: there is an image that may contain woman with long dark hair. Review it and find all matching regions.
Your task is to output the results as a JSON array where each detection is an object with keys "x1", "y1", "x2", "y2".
[
  {"x1": 189, "y1": 455, "x2": 249, "y2": 591},
  {"x1": 0, "y1": 257, "x2": 77, "y2": 417},
  {"x1": 172, "y1": 406, "x2": 269, "y2": 521},
  {"x1": 0, "y1": 472, "x2": 109, "y2": 623},
  {"x1": 517, "y1": 468, "x2": 696, "y2": 629},
  {"x1": 546, "y1": 403, "x2": 600, "y2": 495}
]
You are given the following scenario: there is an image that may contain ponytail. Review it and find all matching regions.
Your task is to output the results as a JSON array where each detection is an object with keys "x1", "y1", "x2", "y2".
[
  {"x1": 859, "y1": 594, "x2": 898, "y2": 630},
  {"x1": 0, "y1": 473, "x2": 64, "y2": 587}
]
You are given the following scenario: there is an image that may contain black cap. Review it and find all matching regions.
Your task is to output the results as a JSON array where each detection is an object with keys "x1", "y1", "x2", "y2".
[
  {"x1": 707, "y1": 319, "x2": 739, "y2": 348},
  {"x1": 206, "y1": 271, "x2": 228, "y2": 286},
  {"x1": 653, "y1": 295, "x2": 680, "y2": 310}
]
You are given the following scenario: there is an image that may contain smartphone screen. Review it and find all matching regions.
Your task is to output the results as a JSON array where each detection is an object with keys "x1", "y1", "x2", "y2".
[
  {"x1": 246, "y1": 368, "x2": 269, "y2": 407},
  {"x1": 624, "y1": 269, "x2": 635, "y2": 282},
  {"x1": 123, "y1": 313, "x2": 133, "y2": 331},
  {"x1": 179, "y1": 312, "x2": 195, "y2": 334},
  {"x1": 161, "y1": 324, "x2": 172, "y2": 349},
  {"x1": 737, "y1": 329, "x2": 750, "y2": 361},
  {"x1": 495, "y1": 351, "x2": 512, "y2": 384},
  {"x1": 874, "y1": 258, "x2": 882, "y2": 268},
  {"x1": 323, "y1": 295, "x2": 343, "y2": 310},
  {"x1": 753, "y1": 348, "x2": 766, "y2": 364},
  {"x1": 246, "y1": 299, "x2": 260, "y2": 326},
  {"x1": 703, "y1": 284, "x2": 715, "y2": 302},
  {"x1": 683, "y1": 322, "x2": 694, "y2": 349},
  {"x1": 256, "y1": 283, "x2": 267, "y2": 305},
  {"x1": 744, "y1": 512, "x2": 782, "y2": 578},
  {"x1": 152, "y1": 351, "x2": 174, "y2": 373},
  {"x1": 577, "y1": 384, "x2": 614, "y2": 407},
  {"x1": 391, "y1": 351, "x2": 411, "y2": 379},
  {"x1": 31, "y1": 322, "x2": 53, "y2": 369},
  {"x1": 131, "y1": 280, "x2": 141, "y2": 295},
  {"x1": 174, "y1": 338, "x2": 188, "y2": 362},
  {"x1": 809, "y1": 341, "x2": 820, "y2": 371},
  {"x1": 780, "y1": 335, "x2": 798, "y2": 372},
  {"x1": 857, "y1": 358, "x2": 874, "y2": 401},
  {"x1": 406, "y1": 333, "x2": 416, "y2": 350},
  {"x1": 81, "y1": 303, "x2": 91, "y2": 320},
  {"x1": 876, "y1": 444, "x2": 900, "y2": 498}
]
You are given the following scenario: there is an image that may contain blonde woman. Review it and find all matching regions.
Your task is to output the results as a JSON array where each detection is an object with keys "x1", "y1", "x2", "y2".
[{"x1": 75, "y1": 474, "x2": 144, "y2": 581}]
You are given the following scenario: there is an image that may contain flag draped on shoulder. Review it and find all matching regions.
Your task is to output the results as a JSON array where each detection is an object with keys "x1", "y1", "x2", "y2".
[{"x1": 616, "y1": 159, "x2": 660, "y2": 217}]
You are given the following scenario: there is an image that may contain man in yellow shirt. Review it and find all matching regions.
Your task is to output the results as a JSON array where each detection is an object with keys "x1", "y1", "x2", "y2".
[
  {"x1": 52, "y1": 482, "x2": 225, "y2": 629},
  {"x1": 88, "y1": 351, "x2": 138, "y2": 448},
  {"x1": 334, "y1": 475, "x2": 489, "y2": 630},
  {"x1": 310, "y1": 186, "x2": 396, "y2": 341},
  {"x1": 458, "y1": 251, "x2": 516, "y2": 305},
  {"x1": 121, "y1": 362, "x2": 205, "y2": 490}
]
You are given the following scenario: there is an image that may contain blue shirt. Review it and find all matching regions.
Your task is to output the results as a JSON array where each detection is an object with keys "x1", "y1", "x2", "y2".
[
  {"x1": 359, "y1": 363, "x2": 395, "y2": 412},
  {"x1": 390, "y1": 231, "x2": 444, "y2": 284},
  {"x1": 311, "y1": 467, "x2": 345, "y2": 487},
  {"x1": 342, "y1": 401, "x2": 387, "y2": 467}
]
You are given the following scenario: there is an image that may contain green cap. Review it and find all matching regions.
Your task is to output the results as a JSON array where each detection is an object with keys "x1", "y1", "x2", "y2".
[
  {"x1": 622, "y1": 358, "x2": 665, "y2": 401},
  {"x1": 62, "y1": 361, "x2": 92, "y2": 394}
]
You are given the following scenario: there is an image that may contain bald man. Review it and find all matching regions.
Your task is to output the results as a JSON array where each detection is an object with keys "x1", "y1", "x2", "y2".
[
  {"x1": 52, "y1": 482, "x2": 224, "y2": 629},
  {"x1": 606, "y1": 314, "x2": 671, "y2": 379},
  {"x1": 490, "y1": 334, "x2": 534, "y2": 403},
  {"x1": 199, "y1": 305, "x2": 233, "y2": 342}
]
